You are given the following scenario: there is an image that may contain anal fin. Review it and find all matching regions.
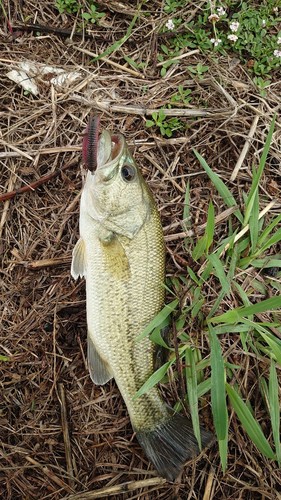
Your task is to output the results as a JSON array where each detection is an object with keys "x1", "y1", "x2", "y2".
[{"x1": 87, "y1": 335, "x2": 113, "y2": 385}]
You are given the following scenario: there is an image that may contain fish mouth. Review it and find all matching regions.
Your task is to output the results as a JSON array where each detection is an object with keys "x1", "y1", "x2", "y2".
[{"x1": 82, "y1": 115, "x2": 124, "y2": 173}]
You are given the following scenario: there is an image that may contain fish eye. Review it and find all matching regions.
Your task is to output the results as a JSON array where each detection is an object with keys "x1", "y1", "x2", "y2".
[{"x1": 121, "y1": 164, "x2": 136, "y2": 182}]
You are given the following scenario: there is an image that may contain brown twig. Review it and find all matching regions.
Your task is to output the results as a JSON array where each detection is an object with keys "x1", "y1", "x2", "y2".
[
  {"x1": 24, "y1": 456, "x2": 74, "y2": 493},
  {"x1": 66, "y1": 477, "x2": 167, "y2": 499},
  {"x1": 22, "y1": 257, "x2": 72, "y2": 269},
  {"x1": 0, "y1": 157, "x2": 78, "y2": 202},
  {"x1": 58, "y1": 383, "x2": 75, "y2": 490},
  {"x1": 12, "y1": 24, "x2": 102, "y2": 39}
]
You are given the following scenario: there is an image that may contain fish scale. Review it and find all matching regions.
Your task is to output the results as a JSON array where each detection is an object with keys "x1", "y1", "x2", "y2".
[{"x1": 71, "y1": 118, "x2": 213, "y2": 481}]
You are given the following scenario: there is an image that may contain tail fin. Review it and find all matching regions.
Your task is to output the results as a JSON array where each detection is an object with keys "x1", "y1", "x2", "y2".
[{"x1": 135, "y1": 412, "x2": 213, "y2": 481}]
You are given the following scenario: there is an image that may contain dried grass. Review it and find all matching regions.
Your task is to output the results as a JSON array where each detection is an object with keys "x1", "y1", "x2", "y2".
[{"x1": 1, "y1": 2, "x2": 281, "y2": 499}]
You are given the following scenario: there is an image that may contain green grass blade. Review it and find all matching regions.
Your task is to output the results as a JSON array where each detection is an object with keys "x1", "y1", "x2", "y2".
[
  {"x1": 137, "y1": 299, "x2": 179, "y2": 340},
  {"x1": 258, "y1": 214, "x2": 281, "y2": 246},
  {"x1": 193, "y1": 149, "x2": 243, "y2": 223},
  {"x1": 208, "y1": 253, "x2": 230, "y2": 295},
  {"x1": 209, "y1": 325, "x2": 228, "y2": 471},
  {"x1": 269, "y1": 360, "x2": 281, "y2": 465},
  {"x1": 226, "y1": 383, "x2": 276, "y2": 459},
  {"x1": 259, "y1": 228, "x2": 281, "y2": 254},
  {"x1": 209, "y1": 326, "x2": 228, "y2": 440},
  {"x1": 197, "y1": 377, "x2": 211, "y2": 398},
  {"x1": 249, "y1": 189, "x2": 259, "y2": 252},
  {"x1": 218, "y1": 437, "x2": 228, "y2": 473},
  {"x1": 206, "y1": 200, "x2": 215, "y2": 251},
  {"x1": 134, "y1": 360, "x2": 172, "y2": 398},
  {"x1": 92, "y1": 11, "x2": 138, "y2": 61},
  {"x1": 243, "y1": 116, "x2": 275, "y2": 226},
  {"x1": 185, "y1": 347, "x2": 201, "y2": 448},
  {"x1": 192, "y1": 234, "x2": 207, "y2": 261},
  {"x1": 187, "y1": 266, "x2": 201, "y2": 285},
  {"x1": 183, "y1": 180, "x2": 190, "y2": 230},
  {"x1": 210, "y1": 296, "x2": 281, "y2": 324},
  {"x1": 258, "y1": 329, "x2": 281, "y2": 366},
  {"x1": 149, "y1": 321, "x2": 171, "y2": 349},
  {"x1": 251, "y1": 258, "x2": 281, "y2": 269}
]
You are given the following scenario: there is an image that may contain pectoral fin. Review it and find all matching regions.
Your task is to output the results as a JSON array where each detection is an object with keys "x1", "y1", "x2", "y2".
[
  {"x1": 100, "y1": 234, "x2": 130, "y2": 280},
  {"x1": 87, "y1": 335, "x2": 113, "y2": 385},
  {"x1": 71, "y1": 238, "x2": 86, "y2": 279}
]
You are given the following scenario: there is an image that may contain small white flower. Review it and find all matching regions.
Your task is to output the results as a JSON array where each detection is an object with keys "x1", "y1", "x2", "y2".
[
  {"x1": 165, "y1": 19, "x2": 175, "y2": 30},
  {"x1": 273, "y1": 49, "x2": 281, "y2": 57},
  {"x1": 277, "y1": 37, "x2": 281, "y2": 44},
  {"x1": 262, "y1": 19, "x2": 266, "y2": 27},
  {"x1": 229, "y1": 21, "x2": 240, "y2": 32},
  {"x1": 217, "y1": 7, "x2": 226, "y2": 16},
  {"x1": 210, "y1": 38, "x2": 222, "y2": 47},
  {"x1": 228, "y1": 34, "x2": 238, "y2": 42},
  {"x1": 208, "y1": 13, "x2": 220, "y2": 23},
  {"x1": 273, "y1": 7, "x2": 278, "y2": 13}
]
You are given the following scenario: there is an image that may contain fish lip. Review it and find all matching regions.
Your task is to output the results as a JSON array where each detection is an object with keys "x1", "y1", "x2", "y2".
[{"x1": 96, "y1": 133, "x2": 125, "y2": 181}]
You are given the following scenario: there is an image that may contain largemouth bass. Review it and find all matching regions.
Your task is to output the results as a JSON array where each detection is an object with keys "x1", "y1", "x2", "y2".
[{"x1": 71, "y1": 116, "x2": 212, "y2": 481}]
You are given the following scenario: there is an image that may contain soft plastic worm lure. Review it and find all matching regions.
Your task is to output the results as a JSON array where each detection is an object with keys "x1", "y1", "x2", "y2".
[{"x1": 82, "y1": 115, "x2": 100, "y2": 171}]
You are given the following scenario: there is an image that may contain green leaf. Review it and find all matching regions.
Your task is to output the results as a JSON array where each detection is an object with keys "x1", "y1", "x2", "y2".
[
  {"x1": 150, "y1": 321, "x2": 171, "y2": 349},
  {"x1": 187, "y1": 266, "x2": 201, "y2": 285},
  {"x1": 92, "y1": 11, "x2": 138, "y2": 61},
  {"x1": 249, "y1": 189, "x2": 259, "y2": 252},
  {"x1": 269, "y1": 361, "x2": 281, "y2": 465},
  {"x1": 205, "y1": 200, "x2": 215, "y2": 251},
  {"x1": 0, "y1": 355, "x2": 10, "y2": 362},
  {"x1": 218, "y1": 437, "x2": 228, "y2": 473},
  {"x1": 210, "y1": 296, "x2": 281, "y2": 324},
  {"x1": 185, "y1": 347, "x2": 201, "y2": 448},
  {"x1": 192, "y1": 235, "x2": 207, "y2": 261},
  {"x1": 191, "y1": 298, "x2": 205, "y2": 318},
  {"x1": 251, "y1": 258, "x2": 281, "y2": 269},
  {"x1": 244, "y1": 115, "x2": 276, "y2": 226},
  {"x1": 136, "y1": 299, "x2": 179, "y2": 340},
  {"x1": 258, "y1": 329, "x2": 281, "y2": 366},
  {"x1": 258, "y1": 214, "x2": 281, "y2": 247},
  {"x1": 145, "y1": 120, "x2": 155, "y2": 128},
  {"x1": 226, "y1": 383, "x2": 276, "y2": 460},
  {"x1": 208, "y1": 253, "x2": 230, "y2": 295},
  {"x1": 197, "y1": 377, "x2": 211, "y2": 398},
  {"x1": 209, "y1": 326, "x2": 228, "y2": 441},
  {"x1": 193, "y1": 149, "x2": 243, "y2": 223},
  {"x1": 183, "y1": 180, "x2": 190, "y2": 231},
  {"x1": 82, "y1": 12, "x2": 91, "y2": 20},
  {"x1": 134, "y1": 361, "x2": 172, "y2": 398},
  {"x1": 259, "y1": 228, "x2": 281, "y2": 254}
]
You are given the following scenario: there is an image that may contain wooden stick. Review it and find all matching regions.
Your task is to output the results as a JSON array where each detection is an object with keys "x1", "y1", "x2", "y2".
[
  {"x1": 73, "y1": 46, "x2": 144, "y2": 79},
  {"x1": 67, "y1": 477, "x2": 166, "y2": 499},
  {"x1": 58, "y1": 383, "x2": 75, "y2": 490},
  {"x1": 24, "y1": 456, "x2": 74, "y2": 493},
  {"x1": 70, "y1": 94, "x2": 220, "y2": 118},
  {"x1": 221, "y1": 199, "x2": 276, "y2": 254},
  {"x1": 230, "y1": 114, "x2": 260, "y2": 181},
  {"x1": 164, "y1": 206, "x2": 238, "y2": 242},
  {"x1": 0, "y1": 158, "x2": 77, "y2": 202}
]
